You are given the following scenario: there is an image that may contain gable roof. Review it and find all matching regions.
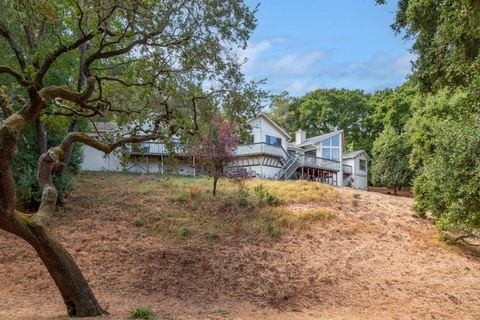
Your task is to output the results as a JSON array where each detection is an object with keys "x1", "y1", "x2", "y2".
[
  {"x1": 343, "y1": 150, "x2": 370, "y2": 160},
  {"x1": 250, "y1": 113, "x2": 292, "y2": 140},
  {"x1": 296, "y1": 130, "x2": 343, "y2": 147}
]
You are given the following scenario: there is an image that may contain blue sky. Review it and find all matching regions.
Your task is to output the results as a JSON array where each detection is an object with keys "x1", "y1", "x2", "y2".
[{"x1": 242, "y1": 0, "x2": 414, "y2": 96}]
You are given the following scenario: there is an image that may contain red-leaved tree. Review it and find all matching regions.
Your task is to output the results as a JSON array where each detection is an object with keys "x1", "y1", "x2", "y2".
[{"x1": 191, "y1": 115, "x2": 245, "y2": 195}]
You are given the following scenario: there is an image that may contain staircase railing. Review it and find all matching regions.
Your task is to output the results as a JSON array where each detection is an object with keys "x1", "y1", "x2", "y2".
[{"x1": 276, "y1": 154, "x2": 300, "y2": 180}]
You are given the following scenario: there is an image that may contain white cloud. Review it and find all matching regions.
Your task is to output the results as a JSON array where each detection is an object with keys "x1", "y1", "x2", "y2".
[
  {"x1": 240, "y1": 38, "x2": 326, "y2": 80},
  {"x1": 284, "y1": 78, "x2": 320, "y2": 96},
  {"x1": 323, "y1": 52, "x2": 415, "y2": 80}
]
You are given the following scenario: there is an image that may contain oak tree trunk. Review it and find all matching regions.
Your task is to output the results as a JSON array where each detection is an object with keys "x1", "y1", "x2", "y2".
[{"x1": 17, "y1": 226, "x2": 106, "y2": 317}]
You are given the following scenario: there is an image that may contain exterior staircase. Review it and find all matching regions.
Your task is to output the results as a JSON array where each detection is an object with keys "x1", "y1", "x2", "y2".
[{"x1": 275, "y1": 154, "x2": 300, "y2": 180}]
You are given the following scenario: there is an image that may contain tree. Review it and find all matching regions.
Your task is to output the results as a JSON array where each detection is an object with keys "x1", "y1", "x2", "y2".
[
  {"x1": 268, "y1": 91, "x2": 296, "y2": 134},
  {"x1": 190, "y1": 115, "x2": 241, "y2": 196},
  {"x1": 380, "y1": 0, "x2": 480, "y2": 234},
  {"x1": 0, "y1": 0, "x2": 257, "y2": 316},
  {"x1": 368, "y1": 82, "x2": 415, "y2": 134},
  {"x1": 286, "y1": 89, "x2": 376, "y2": 154},
  {"x1": 371, "y1": 126, "x2": 414, "y2": 194},
  {"x1": 377, "y1": 0, "x2": 480, "y2": 92},
  {"x1": 407, "y1": 90, "x2": 480, "y2": 232}
]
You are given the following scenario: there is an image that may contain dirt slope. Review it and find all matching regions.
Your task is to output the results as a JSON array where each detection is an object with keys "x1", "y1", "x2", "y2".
[{"x1": 0, "y1": 174, "x2": 479, "y2": 320}]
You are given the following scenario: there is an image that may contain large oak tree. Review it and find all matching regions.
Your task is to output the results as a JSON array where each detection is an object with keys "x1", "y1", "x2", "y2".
[{"x1": 0, "y1": 0, "x2": 257, "y2": 316}]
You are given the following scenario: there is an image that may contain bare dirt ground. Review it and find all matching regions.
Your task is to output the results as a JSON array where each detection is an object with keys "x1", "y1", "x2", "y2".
[{"x1": 1, "y1": 174, "x2": 479, "y2": 320}]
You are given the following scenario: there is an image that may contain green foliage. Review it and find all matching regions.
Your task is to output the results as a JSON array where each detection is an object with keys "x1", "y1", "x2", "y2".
[
  {"x1": 130, "y1": 307, "x2": 156, "y2": 320},
  {"x1": 133, "y1": 217, "x2": 144, "y2": 227},
  {"x1": 371, "y1": 126, "x2": 414, "y2": 192},
  {"x1": 271, "y1": 89, "x2": 377, "y2": 154},
  {"x1": 381, "y1": 0, "x2": 480, "y2": 92},
  {"x1": 407, "y1": 92, "x2": 480, "y2": 232},
  {"x1": 254, "y1": 184, "x2": 283, "y2": 206},
  {"x1": 178, "y1": 226, "x2": 193, "y2": 239},
  {"x1": 368, "y1": 82, "x2": 415, "y2": 133},
  {"x1": 11, "y1": 117, "x2": 86, "y2": 208},
  {"x1": 266, "y1": 223, "x2": 281, "y2": 239}
]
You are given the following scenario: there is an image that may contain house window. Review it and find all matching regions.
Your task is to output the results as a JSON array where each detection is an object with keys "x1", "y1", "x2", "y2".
[
  {"x1": 331, "y1": 135, "x2": 339, "y2": 146},
  {"x1": 359, "y1": 159, "x2": 367, "y2": 171},
  {"x1": 331, "y1": 148, "x2": 339, "y2": 160},
  {"x1": 321, "y1": 134, "x2": 340, "y2": 160},
  {"x1": 266, "y1": 135, "x2": 282, "y2": 146},
  {"x1": 322, "y1": 148, "x2": 330, "y2": 159}
]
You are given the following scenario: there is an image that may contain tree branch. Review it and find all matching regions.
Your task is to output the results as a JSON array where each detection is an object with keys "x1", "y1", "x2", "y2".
[
  {"x1": 0, "y1": 65, "x2": 34, "y2": 86},
  {"x1": 0, "y1": 89, "x2": 14, "y2": 118},
  {"x1": 30, "y1": 131, "x2": 165, "y2": 226},
  {"x1": 38, "y1": 76, "x2": 95, "y2": 103},
  {"x1": 35, "y1": 31, "x2": 95, "y2": 84},
  {"x1": 0, "y1": 21, "x2": 27, "y2": 72}
]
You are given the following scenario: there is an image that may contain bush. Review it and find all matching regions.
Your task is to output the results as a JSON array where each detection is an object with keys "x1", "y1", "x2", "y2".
[
  {"x1": 266, "y1": 223, "x2": 281, "y2": 238},
  {"x1": 178, "y1": 226, "x2": 192, "y2": 238},
  {"x1": 254, "y1": 184, "x2": 283, "y2": 206},
  {"x1": 371, "y1": 126, "x2": 414, "y2": 193},
  {"x1": 130, "y1": 307, "x2": 156, "y2": 319}
]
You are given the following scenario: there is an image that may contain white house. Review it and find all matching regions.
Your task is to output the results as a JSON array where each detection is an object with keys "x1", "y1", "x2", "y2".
[
  {"x1": 80, "y1": 114, "x2": 370, "y2": 189},
  {"x1": 231, "y1": 114, "x2": 369, "y2": 189}
]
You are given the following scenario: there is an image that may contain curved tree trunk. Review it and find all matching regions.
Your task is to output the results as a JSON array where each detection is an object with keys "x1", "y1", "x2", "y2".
[
  {"x1": 17, "y1": 225, "x2": 106, "y2": 317},
  {"x1": 0, "y1": 92, "x2": 105, "y2": 317}
]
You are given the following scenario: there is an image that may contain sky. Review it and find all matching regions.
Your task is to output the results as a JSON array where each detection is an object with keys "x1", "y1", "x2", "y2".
[{"x1": 241, "y1": 0, "x2": 414, "y2": 96}]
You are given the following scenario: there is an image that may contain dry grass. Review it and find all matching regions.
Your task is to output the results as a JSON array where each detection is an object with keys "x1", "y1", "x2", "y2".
[
  {"x1": 245, "y1": 179, "x2": 341, "y2": 205},
  {"x1": 341, "y1": 221, "x2": 381, "y2": 235},
  {"x1": 71, "y1": 173, "x2": 342, "y2": 243},
  {"x1": 3, "y1": 172, "x2": 480, "y2": 320}
]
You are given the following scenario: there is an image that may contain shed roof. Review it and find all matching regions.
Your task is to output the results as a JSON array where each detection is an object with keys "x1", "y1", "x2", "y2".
[{"x1": 343, "y1": 150, "x2": 370, "y2": 160}]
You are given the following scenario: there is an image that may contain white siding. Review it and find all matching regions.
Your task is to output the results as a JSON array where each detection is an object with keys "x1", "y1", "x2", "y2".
[
  {"x1": 342, "y1": 154, "x2": 368, "y2": 190},
  {"x1": 81, "y1": 146, "x2": 122, "y2": 171},
  {"x1": 248, "y1": 116, "x2": 289, "y2": 151},
  {"x1": 245, "y1": 164, "x2": 280, "y2": 179}
]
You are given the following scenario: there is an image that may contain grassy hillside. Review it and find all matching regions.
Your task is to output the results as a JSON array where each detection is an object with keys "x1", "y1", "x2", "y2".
[
  {"x1": 72, "y1": 173, "x2": 343, "y2": 242},
  {"x1": 1, "y1": 173, "x2": 479, "y2": 320}
]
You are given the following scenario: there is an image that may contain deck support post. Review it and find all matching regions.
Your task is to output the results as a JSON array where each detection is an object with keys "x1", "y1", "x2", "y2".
[{"x1": 161, "y1": 155, "x2": 164, "y2": 175}]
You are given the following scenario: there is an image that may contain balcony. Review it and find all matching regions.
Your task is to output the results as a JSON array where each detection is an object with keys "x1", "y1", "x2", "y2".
[
  {"x1": 298, "y1": 155, "x2": 341, "y2": 171},
  {"x1": 128, "y1": 141, "x2": 186, "y2": 156},
  {"x1": 236, "y1": 143, "x2": 288, "y2": 158}
]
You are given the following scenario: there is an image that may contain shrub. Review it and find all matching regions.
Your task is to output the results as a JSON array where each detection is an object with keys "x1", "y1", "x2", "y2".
[
  {"x1": 266, "y1": 223, "x2": 281, "y2": 238},
  {"x1": 254, "y1": 184, "x2": 283, "y2": 206},
  {"x1": 133, "y1": 217, "x2": 144, "y2": 227},
  {"x1": 130, "y1": 307, "x2": 156, "y2": 319},
  {"x1": 178, "y1": 226, "x2": 192, "y2": 238}
]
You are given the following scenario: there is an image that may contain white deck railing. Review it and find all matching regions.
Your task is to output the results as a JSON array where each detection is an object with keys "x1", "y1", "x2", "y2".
[
  {"x1": 298, "y1": 155, "x2": 340, "y2": 171},
  {"x1": 128, "y1": 141, "x2": 186, "y2": 155},
  {"x1": 236, "y1": 143, "x2": 288, "y2": 158}
]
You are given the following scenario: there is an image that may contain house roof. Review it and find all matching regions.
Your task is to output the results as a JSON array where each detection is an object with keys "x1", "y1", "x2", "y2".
[
  {"x1": 343, "y1": 150, "x2": 370, "y2": 160},
  {"x1": 286, "y1": 142, "x2": 304, "y2": 151},
  {"x1": 250, "y1": 113, "x2": 292, "y2": 140},
  {"x1": 295, "y1": 130, "x2": 343, "y2": 147}
]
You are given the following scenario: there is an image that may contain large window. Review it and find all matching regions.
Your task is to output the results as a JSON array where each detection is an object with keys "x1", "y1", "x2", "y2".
[
  {"x1": 359, "y1": 159, "x2": 367, "y2": 171},
  {"x1": 321, "y1": 134, "x2": 340, "y2": 160},
  {"x1": 266, "y1": 135, "x2": 282, "y2": 146}
]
